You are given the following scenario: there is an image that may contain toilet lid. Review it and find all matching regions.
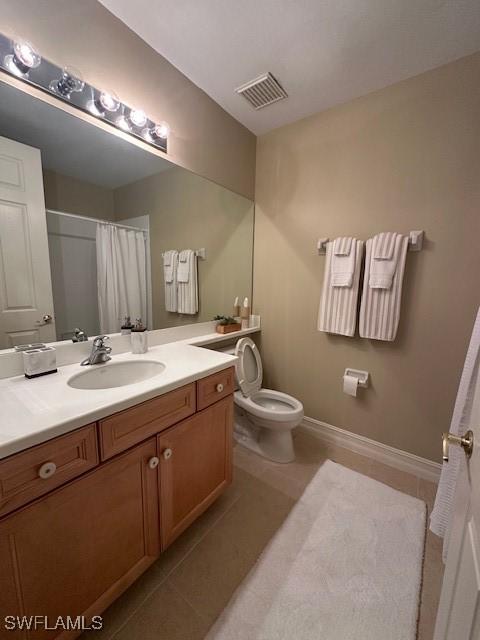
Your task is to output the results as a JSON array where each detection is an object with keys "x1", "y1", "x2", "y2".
[{"x1": 235, "y1": 337, "x2": 263, "y2": 397}]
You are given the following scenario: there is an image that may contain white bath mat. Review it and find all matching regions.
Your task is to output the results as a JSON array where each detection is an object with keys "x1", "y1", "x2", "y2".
[{"x1": 207, "y1": 460, "x2": 426, "y2": 640}]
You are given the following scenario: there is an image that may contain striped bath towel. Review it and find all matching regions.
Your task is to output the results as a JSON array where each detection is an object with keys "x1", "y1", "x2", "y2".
[
  {"x1": 317, "y1": 239, "x2": 364, "y2": 337},
  {"x1": 359, "y1": 234, "x2": 408, "y2": 341},
  {"x1": 163, "y1": 250, "x2": 178, "y2": 312},
  {"x1": 177, "y1": 249, "x2": 198, "y2": 314}
]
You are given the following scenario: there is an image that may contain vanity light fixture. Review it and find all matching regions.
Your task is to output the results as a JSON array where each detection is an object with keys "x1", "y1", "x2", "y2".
[
  {"x1": 88, "y1": 89, "x2": 120, "y2": 117},
  {"x1": 128, "y1": 108, "x2": 147, "y2": 128},
  {"x1": 0, "y1": 31, "x2": 168, "y2": 153},
  {"x1": 49, "y1": 66, "x2": 85, "y2": 99},
  {"x1": 142, "y1": 121, "x2": 171, "y2": 142},
  {"x1": 153, "y1": 121, "x2": 170, "y2": 139},
  {"x1": 116, "y1": 109, "x2": 132, "y2": 132},
  {"x1": 4, "y1": 39, "x2": 41, "y2": 77}
]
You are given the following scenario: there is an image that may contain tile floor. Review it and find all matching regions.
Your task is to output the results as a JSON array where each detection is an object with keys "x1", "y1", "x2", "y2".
[{"x1": 83, "y1": 430, "x2": 443, "y2": 640}]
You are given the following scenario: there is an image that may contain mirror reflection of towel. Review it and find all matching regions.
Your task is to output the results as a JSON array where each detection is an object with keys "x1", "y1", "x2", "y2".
[
  {"x1": 177, "y1": 249, "x2": 198, "y2": 314},
  {"x1": 163, "y1": 250, "x2": 178, "y2": 311},
  {"x1": 177, "y1": 250, "x2": 191, "y2": 283}
]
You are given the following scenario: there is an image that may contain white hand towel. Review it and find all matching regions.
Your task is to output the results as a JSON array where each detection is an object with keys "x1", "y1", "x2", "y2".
[
  {"x1": 163, "y1": 250, "x2": 178, "y2": 312},
  {"x1": 373, "y1": 232, "x2": 397, "y2": 260},
  {"x1": 359, "y1": 234, "x2": 408, "y2": 341},
  {"x1": 333, "y1": 236, "x2": 353, "y2": 256},
  {"x1": 430, "y1": 307, "x2": 480, "y2": 560},
  {"x1": 177, "y1": 251, "x2": 190, "y2": 283},
  {"x1": 163, "y1": 253, "x2": 174, "y2": 283},
  {"x1": 369, "y1": 232, "x2": 402, "y2": 289},
  {"x1": 331, "y1": 237, "x2": 356, "y2": 287},
  {"x1": 177, "y1": 249, "x2": 198, "y2": 314},
  {"x1": 318, "y1": 239, "x2": 364, "y2": 337}
]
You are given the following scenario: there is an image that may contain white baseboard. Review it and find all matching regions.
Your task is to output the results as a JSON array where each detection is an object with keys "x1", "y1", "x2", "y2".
[{"x1": 299, "y1": 416, "x2": 441, "y2": 484}]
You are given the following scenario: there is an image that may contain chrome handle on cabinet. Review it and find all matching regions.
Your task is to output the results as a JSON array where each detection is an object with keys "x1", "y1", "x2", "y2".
[
  {"x1": 163, "y1": 448, "x2": 172, "y2": 460},
  {"x1": 216, "y1": 383, "x2": 224, "y2": 393},
  {"x1": 148, "y1": 456, "x2": 159, "y2": 469},
  {"x1": 38, "y1": 461, "x2": 57, "y2": 479},
  {"x1": 442, "y1": 430, "x2": 474, "y2": 462}
]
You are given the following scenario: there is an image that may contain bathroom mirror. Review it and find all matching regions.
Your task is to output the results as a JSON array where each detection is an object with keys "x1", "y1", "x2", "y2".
[{"x1": 0, "y1": 79, "x2": 254, "y2": 349}]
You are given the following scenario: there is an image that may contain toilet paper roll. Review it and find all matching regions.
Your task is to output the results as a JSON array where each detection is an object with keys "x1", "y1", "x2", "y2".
[{"x1": 343, "y1": 374, "x2": 358, "y2": 397}]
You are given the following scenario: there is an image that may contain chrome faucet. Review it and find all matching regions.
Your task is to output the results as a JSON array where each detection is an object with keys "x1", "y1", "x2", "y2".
[
  {"x1": 72, "y1": 327, "x2": 88, "y2": 343},
  {"x1": 81, "y1": 335, "x2": 112, "y2": 366}
]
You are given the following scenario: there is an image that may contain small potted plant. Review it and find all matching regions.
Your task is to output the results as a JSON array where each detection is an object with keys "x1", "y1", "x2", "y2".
[{"x1": 214, "y1": 315, "x2": 242, "y2": 334}]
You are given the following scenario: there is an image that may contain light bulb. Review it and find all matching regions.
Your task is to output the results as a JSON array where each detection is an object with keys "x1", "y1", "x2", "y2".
[
  {"x1": 4, "y1": 39, "x2": 41, "y2": 77},
  {"x1": 153, "y1": 121, "x2": 170, "y2": 139},
  {"x1": 99, "y1": 91, "x2": 120, "y2": 112},
  {"x1": 88, "y1": 90, "x2": 120, "y2": 118},
  {"x1": 142, "y1": 121, "x2": 170, "y2": 142},
  {"x1": 129, "y1": 108, "x2": 147, "y2": 128},
  {"x1": 116, "y1": 114, "x2": 131, "y2": 132},
  {"x1": 49, "y1": 66, "x2": 84, "y2": 99}
]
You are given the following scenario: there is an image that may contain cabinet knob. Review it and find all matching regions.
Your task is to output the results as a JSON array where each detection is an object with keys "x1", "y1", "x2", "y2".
[
  {"x1": 163, "y1": 448, "x2": 172, "y2": 460},
  {"x1": 38, "y1": 461, "x2": 57, "y2": 479},
  {"x1": 216, "y1": 383, "x2": 224, "y2": 393},
  {"x1": 148, "y1": 456, "x2": 159, "y2": 469}
]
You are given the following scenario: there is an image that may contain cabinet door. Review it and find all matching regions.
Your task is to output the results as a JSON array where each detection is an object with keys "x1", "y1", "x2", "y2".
[
  {"x1": 0, "y1": 439, "x2": 160, "y2": 640},
  {"x1": 158, "y1": 396, "x2": 233, "y2": 549}
]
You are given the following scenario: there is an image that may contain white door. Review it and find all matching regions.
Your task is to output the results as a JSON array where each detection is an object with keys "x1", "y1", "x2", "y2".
[
  {"x1": 434, "y1": 364, "x2": 480, "y2": 639},
  {"x1": 0, "y1": 135, "x2": 56, "y2": 348}
]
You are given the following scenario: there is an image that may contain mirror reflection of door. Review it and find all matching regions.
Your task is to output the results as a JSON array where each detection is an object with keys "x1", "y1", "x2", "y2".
[{"x1": 0, "y1": 135, "x2": 56, "y2": 348}]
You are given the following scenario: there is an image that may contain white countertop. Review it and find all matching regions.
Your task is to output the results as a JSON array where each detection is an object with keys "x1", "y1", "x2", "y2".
[{"x1": 0, "y1": 342, "x2": 238, "y2": 460}]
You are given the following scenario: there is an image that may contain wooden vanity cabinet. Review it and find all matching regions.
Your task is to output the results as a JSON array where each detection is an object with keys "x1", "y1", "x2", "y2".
[
  {"x1": 99, "y1": 383, "x2": 196, "y2": 461},
  {"x1": 0, "y1": 368, "x2": 234, "y2": 639},
  {"x1": 0, "y1": 438, "x2": 160, "y2": 640},
  {"x1": 0, "y1": 423, "x2": 98, "y2": 518},
  {"x1": 159, "y1": 395, "x2": 233, "y2": 548}
]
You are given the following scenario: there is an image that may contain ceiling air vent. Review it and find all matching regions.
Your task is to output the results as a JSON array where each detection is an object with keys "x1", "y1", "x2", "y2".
[{"x1": 235, "y1": 72, "x2": 287, "y2": 110}]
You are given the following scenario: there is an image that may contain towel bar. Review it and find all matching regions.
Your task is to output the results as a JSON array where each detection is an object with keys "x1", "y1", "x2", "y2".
[
  {"x1": 161, "y1": 248, "x2": 206, "y2": 259},
  {"x1": 317, "y1": 231, "x2": 424, "y2": 255}
]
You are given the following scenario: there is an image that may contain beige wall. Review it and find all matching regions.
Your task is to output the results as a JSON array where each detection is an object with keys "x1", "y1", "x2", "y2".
[
  {"x1": 1, "y1": 0, "x2": 256, "y2": 199},
  {"x1": 254, "y1": 52, "x2": 480, "y2": 462},
  {"x1": 43, "y1": 170, "x2": 115, "y2": 220},
  {"x1": 114, "y1": 167, "x2": 254, "y2": 329}
]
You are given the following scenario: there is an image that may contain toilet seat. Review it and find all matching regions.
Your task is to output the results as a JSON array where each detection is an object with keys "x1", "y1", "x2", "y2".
[
  {"x1": 225, "y1": 337, "x2": 304, "y2": 463},
  {"x1": 234, "y1": 337, "x2": 263, "y2": 397},
  {"x1": 234, "y1": 389, "x2": 304, "y2": 423}
]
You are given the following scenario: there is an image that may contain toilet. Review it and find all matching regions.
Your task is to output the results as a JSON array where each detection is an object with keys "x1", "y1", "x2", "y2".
[{"x1": 220, "y1": 337, "x2": 304, "y2": 463}]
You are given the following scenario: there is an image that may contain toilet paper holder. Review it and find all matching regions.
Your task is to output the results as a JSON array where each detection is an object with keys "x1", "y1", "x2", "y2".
[{"x1": 343, "y1": 368, "x2": 369, "y2": 388}]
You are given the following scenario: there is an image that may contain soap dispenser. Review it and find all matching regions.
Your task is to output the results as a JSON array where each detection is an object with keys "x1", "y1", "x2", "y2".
[
  {"x1": 121, "y1": 316, "x2": 133, "y2": 335},
  {"x1": 131, "y1": 318, "x2": 148, "y2": 354}
]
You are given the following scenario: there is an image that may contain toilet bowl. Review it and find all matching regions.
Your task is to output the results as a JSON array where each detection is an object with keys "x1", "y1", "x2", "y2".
[{"x1": 220, "y1": 337, "x2": 304, "y2": 463}]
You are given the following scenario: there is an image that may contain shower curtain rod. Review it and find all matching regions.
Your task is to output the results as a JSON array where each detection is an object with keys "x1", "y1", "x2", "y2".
[{"x1": 46, "y1": 208, "x2": 148, "y2": 234}]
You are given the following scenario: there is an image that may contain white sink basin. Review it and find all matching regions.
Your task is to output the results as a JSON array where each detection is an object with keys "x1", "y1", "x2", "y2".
[{"x1": 68, "y1": 360, "x2": 166, "y2": 390}]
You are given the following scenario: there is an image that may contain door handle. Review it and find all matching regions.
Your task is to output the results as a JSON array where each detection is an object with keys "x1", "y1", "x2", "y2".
[
  {"x1": 442, "y1": 430, "x2": 474, "y2": 462},
  {"x1": 36, "y1": 314, "x2": 53, "y2": 326}
]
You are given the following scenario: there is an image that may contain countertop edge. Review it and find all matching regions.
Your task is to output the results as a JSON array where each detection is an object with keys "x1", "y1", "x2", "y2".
[{"x1": 0, "y1": 325, "x2": 260, "y2": 460}]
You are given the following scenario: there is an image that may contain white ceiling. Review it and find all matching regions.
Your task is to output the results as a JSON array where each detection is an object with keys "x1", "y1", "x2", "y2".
[{"x1": 100, "y1": 0, "x2": 480, "y2": 135}]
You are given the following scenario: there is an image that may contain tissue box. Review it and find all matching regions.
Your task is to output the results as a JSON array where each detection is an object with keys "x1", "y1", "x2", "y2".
[{"x1": 22, "y1": 347, "x2": 57, "y2": 379}]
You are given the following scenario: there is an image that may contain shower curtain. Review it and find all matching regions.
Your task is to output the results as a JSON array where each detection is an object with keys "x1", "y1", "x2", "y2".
[{"x1": 96, "y1": 223, "x2": 147, "y2": 334}]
